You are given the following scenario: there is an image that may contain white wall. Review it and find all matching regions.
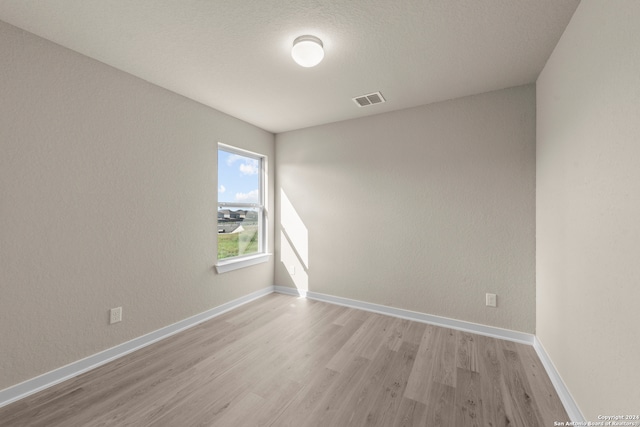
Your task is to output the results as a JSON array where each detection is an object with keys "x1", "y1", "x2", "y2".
[
  {"x1": 275, "y1": 85, "x2": 536, "y2": 333},
  {"x1": 0, "y1": 20, "x2": 274, "y2": 390},
  {"x1": 537, "y1": 1, "x2": 640, "y2": 419}
]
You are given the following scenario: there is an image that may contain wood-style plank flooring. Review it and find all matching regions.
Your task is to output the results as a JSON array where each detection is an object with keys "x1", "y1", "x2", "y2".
[{"x1": 0, "y1": 294, "x2": 568, "y2": 426}]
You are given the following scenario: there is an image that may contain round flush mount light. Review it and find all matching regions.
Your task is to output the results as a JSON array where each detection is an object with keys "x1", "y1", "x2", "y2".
[{"x1": 291, "y1": 35, "x2": 324, "y2": 67}]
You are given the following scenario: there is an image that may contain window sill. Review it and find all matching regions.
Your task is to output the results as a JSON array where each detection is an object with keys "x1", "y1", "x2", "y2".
[{"x1": 215, "y1": 253, "x2": 271, "y2": 274}]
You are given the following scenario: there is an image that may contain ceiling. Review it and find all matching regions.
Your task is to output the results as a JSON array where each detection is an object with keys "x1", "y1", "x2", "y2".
[{"x1": 0, "y1": 1, "x2": 580, "y2": 133}]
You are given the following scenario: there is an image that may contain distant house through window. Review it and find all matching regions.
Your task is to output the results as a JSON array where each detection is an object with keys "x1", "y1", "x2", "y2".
[{"x1": 217, "y1": 144, "x2": 266, "y2": 261}]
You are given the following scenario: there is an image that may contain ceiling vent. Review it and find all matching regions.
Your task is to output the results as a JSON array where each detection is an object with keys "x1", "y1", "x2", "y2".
[{"x1": 352, "y1": 91, "x2": 386, "y2": 107}]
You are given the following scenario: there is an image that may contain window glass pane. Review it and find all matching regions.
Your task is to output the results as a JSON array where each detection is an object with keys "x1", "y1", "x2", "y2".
[
  {"x1": 217, "y1": 207, "x2": 260, "y2": 259},
  {"x1": 217, "y1": 149, "x2": 260, "y2": 205},
  {"x1": 217, "y1": 146, "x2": 264, "y2": 261}
]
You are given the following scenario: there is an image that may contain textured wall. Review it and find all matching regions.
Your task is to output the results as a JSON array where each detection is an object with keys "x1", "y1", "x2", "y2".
[
  {"x1": 0, "y1": 21, "x2": 274, "y2": 390},
  {"x1": 536, "y1": 1, "x2": 640, "y2": 419},
  {"x1": 275, "y1": 85, "x2": 536, "y2": 333}
]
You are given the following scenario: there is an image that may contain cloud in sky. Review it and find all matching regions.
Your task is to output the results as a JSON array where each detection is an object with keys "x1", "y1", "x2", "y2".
[
  {"x1": 218, "y1": 184, "x2": 226, "y2": 193},
  {"x1": 226, "y1": 153, "x2": 258, "y2": 175},
  {"x1": 235, "y1": 189, "x2": 259, "y2": 203},
  {"x1": 239, "y1": 162, "x2": 259, "y2": 175},
  {"x1": 226, "y1": 154, "x2": 242, "y2": 166}
]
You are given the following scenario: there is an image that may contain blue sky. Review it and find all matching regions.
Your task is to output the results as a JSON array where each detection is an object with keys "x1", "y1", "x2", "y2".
[{"x1": 218, "y1": 149, "x2": 260, "y2": 204}]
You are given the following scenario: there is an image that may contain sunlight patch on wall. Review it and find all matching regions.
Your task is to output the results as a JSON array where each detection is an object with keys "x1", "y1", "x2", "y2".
[
  {"x1": 280, "y1": 189, "x2": 309, "y2": 295},
  {"x1": 280, "y1": 230, "x2": 308, "y2": 295},
  {"x1": 280, "y1": 189, "x2": 308, "y2": 268}
]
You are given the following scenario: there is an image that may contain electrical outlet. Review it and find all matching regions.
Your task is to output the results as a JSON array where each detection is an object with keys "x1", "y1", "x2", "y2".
[
  {"x1": 110, "y1": 307, "x2": 122, "y2": 324},
  {"x1": 288, "y1": 265, "x2": 296, "y2": 275},
  {"x1": 486, "y1": 293, "x2": 497, "y2": 307}
]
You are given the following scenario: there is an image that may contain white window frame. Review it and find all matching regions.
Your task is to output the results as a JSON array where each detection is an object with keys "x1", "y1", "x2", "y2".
[{"x1": 215, "y1": 143, "x2": 269, "y2": 273}]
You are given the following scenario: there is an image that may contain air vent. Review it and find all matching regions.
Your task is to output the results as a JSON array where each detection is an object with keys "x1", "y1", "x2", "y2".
[{"x1": 352, "y1": 91, "x2": 386, "y2": 107}]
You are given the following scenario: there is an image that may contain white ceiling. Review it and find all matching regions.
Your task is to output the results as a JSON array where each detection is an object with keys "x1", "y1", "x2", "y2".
[{"x1": 0, "y1": 0, "x2": 580, "y2": 133}]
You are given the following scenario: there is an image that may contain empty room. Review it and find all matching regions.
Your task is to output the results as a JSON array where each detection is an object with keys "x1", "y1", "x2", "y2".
[{"x1": 1, "y1": 1, "x2": 638, "y2": 425}]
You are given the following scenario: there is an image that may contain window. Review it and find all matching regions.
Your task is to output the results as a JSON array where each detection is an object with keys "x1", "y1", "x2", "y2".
[{"x1": 216, "y1": 144, "x2": 268, "y2": 272}]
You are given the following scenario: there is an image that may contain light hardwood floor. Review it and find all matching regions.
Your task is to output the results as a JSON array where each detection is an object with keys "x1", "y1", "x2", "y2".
[{"x1": 0, "y1": 293, "x2": 568, "y2": 426}]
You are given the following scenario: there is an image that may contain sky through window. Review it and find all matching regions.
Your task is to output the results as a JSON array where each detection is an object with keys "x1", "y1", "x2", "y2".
[{"x1": 218, "y1": 149, "x2": 260, "y2": 204}]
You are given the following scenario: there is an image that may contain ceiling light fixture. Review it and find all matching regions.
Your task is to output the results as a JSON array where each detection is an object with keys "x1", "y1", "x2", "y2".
[{"x1": 291, "y1": 35, "x2": 324, "y2": 67}]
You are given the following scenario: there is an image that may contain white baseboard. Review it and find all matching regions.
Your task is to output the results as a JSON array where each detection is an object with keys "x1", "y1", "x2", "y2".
[
  {"x1": 2, "y1": 284, "x2": 584, "y2": 424},
  {"x1": 0, "y1": 286, "x2": 275, "y2": 409},
  {"x1": 275, "y1": 286, "x2": 585, "y2": 422},
  {"x1": 533, "y1": 337, "x2": 585, "y2": 422},
  {"x1": 274, "y1": 286, "x2": 534, "y2": 344}
]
